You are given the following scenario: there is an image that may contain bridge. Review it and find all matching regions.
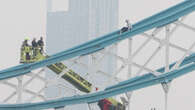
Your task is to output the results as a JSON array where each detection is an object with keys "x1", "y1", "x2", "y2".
[{"x1": 0, "y1": 0, "x2": 195, "y2": 110}]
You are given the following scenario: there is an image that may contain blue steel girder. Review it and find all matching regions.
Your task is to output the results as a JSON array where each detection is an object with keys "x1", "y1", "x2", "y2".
[
  {"x1": 0, "y1": 0, "x2": 195, "y2": 80},
  {"x1": 0, "y1": 0, "x2": 195, "y2": 109},
  {"x1": 0, "y1": 62, "x2": 195, "y2": 110}
]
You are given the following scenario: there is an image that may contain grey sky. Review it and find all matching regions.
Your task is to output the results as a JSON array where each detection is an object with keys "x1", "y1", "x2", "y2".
[{"x1": 0, "y1": 0, "x2": 195, "y2": 110}]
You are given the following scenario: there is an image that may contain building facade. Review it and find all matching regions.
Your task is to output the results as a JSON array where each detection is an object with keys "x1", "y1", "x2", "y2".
[{"x1": 46, "y1": 0, "x2": 118, "y2": 109}]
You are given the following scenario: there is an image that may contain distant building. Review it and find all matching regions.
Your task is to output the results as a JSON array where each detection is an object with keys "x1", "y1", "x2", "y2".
[{"x1": 46, "y1": 0, "x2": 118, "y2": 109}]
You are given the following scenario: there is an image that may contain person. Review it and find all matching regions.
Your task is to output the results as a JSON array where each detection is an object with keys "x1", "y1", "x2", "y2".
[
  {"x1": 32, "y1": 38, "x2": 37, "y2": 48},
  {"x1": 37, "y1": 36, "x2": 44, "y2": 54},
  {"x1": 22, "y1": 37, "x2": 31, "y2": 61},
  {"x1": 31, "y1": 38, "x2": 38, "y2": 57},
  {"x1": 125, "y1": 19, "x2": 132, "y2": 30},
  {"x1": 120, "y1": 19, "x2": 132, "y2": 34},
  {"x1": 21, "y1": 38, "x2": 30, "y2": 62},
  {"x1": 22, "y1": 38, "x2": 29, "y2": 47}
]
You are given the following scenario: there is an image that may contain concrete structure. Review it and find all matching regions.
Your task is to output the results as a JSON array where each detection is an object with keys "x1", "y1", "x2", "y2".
[{"x1": 46, "y1": 0, "x2": 118, "y2": 109}]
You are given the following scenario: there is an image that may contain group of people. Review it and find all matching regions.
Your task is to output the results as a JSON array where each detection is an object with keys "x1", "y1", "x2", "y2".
[
  {"x1": 31, "y1": 37, "x2": 44, "y2": 53},
  {"x1": 22, "y1": 37, "x2": 44, "y2": 47},
  {"x1": 22, "y1": 37, "x2": 44, "y2": 59}
]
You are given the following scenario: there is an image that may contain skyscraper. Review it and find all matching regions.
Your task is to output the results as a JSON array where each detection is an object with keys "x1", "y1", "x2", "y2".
[{"x1": 46, "y1": 0, "x2": 118, "y2": 109}]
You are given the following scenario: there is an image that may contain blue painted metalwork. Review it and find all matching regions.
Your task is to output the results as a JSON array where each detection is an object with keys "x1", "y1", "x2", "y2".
[
  {"x1": 106, "y1": 53, "x2": 195, "y2": 90},
  {"x1": 0, "y1": 62, "x2": 195, "y2": 110},
  {"x1": 0, "y1": 0, "x2": 195, "y2": 109},
  {"x1": 0, "y1": 0, "x2": 195, "y2": 80}
]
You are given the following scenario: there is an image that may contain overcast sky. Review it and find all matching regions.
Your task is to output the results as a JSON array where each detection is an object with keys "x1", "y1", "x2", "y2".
[{"x1": 1, "y1": 0, "x2": 195, "y2": 110}]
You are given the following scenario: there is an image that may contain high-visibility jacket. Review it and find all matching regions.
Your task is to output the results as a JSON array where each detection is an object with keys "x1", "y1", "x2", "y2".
[{"x1": 24, "y1": 46, "x2": 31, "y2": 53}]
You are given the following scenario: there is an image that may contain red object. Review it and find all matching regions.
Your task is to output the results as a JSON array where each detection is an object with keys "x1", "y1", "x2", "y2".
[
  {"x1": 96, "y1": 87, "x2": 99, "y2": 91},
  {"x1": 102, "y1": 99, "x2": 112, "y2": 110}
]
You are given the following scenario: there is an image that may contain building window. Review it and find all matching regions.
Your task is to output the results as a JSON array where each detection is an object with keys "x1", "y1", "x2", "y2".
[{"x1": 52, "y1": 0, "x2": 69, "y2": 12}]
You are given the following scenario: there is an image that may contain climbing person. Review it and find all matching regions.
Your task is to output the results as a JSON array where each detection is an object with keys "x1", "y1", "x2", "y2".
[
  {"x1": 31, "y1": 38, "x2": 38, "y2": 57},
  {"x1": 125, "y1": 19, "x2": 132, "y2": 30},
  {"x1": 120, "y1": 19, "x2": 132, "y2": 34},
  {"x1": 37, "y1": 36, "x2": 44, "y2": 54}
]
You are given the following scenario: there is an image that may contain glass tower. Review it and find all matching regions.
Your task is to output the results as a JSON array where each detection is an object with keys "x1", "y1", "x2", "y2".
[{"x1": 46, "y1": 0, "x2": 118, "y2": 109}]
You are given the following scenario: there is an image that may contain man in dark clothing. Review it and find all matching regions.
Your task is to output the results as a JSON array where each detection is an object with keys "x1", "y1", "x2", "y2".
[
  {"x1": 120, "y1": 19, "x2": 132, "y2": 34},
  {"x1": 32, "y1": 38, "x2": 37, "y2": 48},
  {"x1": 37, "y1": 37, "x2": 44, "y2": 54},
  {"x1": 32, "y1": 38, "x2": 38, "y2": 57}
]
